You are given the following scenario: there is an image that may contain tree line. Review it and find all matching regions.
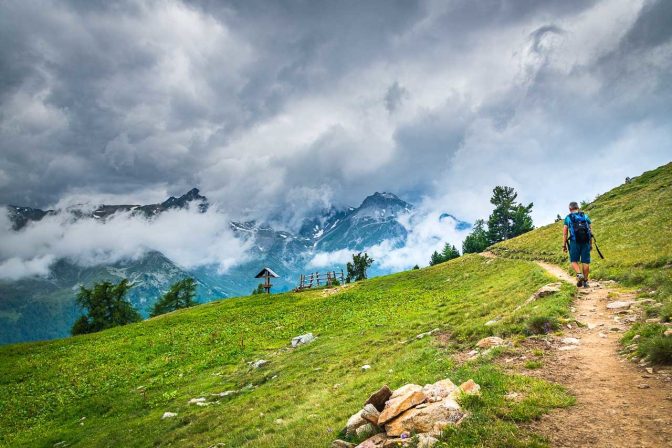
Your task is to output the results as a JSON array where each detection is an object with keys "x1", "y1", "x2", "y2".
[
  {"x1": 428, "y1": 185, "x2": 534, "y2": 266},
  {"x1": 71, "y1": 277, "x2": 198, "y2": 336}
]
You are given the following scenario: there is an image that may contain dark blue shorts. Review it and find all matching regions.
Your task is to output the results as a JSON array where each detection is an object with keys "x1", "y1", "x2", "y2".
[{"x1": 569, "y1": 241, "x2": 591, "y2": 264}]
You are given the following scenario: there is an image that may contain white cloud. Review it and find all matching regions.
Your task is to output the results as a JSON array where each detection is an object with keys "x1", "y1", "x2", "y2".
[
  {"x1": 308, "y1": 206, "x2": 472, "y2": 271},
  {"x1": 0, "y1": 204, "x2": 251, "y2": 281},
  {"x1": 1, "y1": 0, "x2": 671, "y2": 259}
]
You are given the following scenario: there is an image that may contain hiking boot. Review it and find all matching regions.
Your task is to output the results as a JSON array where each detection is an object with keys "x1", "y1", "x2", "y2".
[
  {"x1": 583, "y1": 279, "x2": 589, "y2": 288},
  {"x1": 576, "y1": 273, "x2": 585, "y2": 287}
]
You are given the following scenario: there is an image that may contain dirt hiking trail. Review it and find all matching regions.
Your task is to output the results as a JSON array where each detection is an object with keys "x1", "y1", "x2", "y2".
[{"x1": 529, "y1": 259, "x2": 672, "y2": 447}]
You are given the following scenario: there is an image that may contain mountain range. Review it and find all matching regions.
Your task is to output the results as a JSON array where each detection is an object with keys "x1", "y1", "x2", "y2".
[{"x1": 1, "y1": 190, "x2": 469, "y2": 344}]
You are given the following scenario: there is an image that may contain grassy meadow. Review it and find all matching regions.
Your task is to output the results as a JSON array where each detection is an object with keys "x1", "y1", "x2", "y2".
[
  {"x1": 0, "y1": 256, "x2": 574, "y2": 447},
  {"x1": 3, "y1": 162, "x2": 670, "y2": 447}
]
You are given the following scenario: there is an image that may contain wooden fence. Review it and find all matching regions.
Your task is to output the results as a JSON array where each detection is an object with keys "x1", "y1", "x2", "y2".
[{"x1": 295, "y1": 270, "x2": 345, "y2": 291}]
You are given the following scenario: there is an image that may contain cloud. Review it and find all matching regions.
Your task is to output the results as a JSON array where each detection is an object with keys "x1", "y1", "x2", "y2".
[
  {"x1": 0, "y1": 205, "x2": 251, "y2": 281},
  {"x1": 0, "y1": 0, "x2": 670, "y2": 233},
  {"x1": 384, "y1": 82, "x2": 409, "y2": 113},
  {"x1": 308, "y1": 205, "x2": 472, "y2": 271}
]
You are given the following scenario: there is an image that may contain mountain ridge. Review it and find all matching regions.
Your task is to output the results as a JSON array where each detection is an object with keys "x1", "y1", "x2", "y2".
[{"x1": 1, "y1": 189, "x2": 469, "y2": 344}]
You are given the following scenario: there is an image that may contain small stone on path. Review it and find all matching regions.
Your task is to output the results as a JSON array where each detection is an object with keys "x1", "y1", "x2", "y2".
[{"x1": 606, "y1": 301, "x2": 634, "y2": 310}]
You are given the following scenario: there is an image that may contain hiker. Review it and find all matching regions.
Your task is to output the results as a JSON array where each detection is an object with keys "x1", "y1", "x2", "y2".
[{"x1": 563, "y1": 202, "x2": 593, "y2": 287}]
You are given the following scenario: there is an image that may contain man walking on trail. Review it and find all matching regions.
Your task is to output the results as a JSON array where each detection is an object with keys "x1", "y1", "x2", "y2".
[{"x1": 563, "y1": 202, "x2": 593, "y2": 287}]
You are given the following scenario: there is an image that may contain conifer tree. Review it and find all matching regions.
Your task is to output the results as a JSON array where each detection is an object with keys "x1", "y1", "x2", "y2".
[
  {"x1": 71, "y1": 279, "x2": 141, "y2": 335},
  {"x1": 486, "y1": 186, "x2": 534, "y2": 244},
  {"x1": 429, "y1": 250, "x2": 443, "y2": 266},
  {"x1": 462, "y1": 219, "x2": 490, "y2": 254},
  {"x1": 151, "y1": 278, "x2": 198, "y2": 317}
]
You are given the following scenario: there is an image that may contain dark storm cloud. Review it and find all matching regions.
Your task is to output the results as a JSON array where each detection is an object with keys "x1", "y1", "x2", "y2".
[{"x1": 0, "y1": 0, "x2": 670, "y2": 229}]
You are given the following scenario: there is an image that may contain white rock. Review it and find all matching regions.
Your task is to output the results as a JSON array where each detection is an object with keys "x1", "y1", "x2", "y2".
[
  {"x1": 484, "y1": 320, "x2": 498, "y2": 327},
  {"x1": 559, "y1": 346, "x2": 578, "y2": 351},
  {"x1": 526, "y1": 283, "x2": 562, "y2": 304},
  {"x1": 606, "y1": 301, "x2": 634, "y2": 310},
  {"x1": 345, "y1": 409, "x2": 367, "y2": 436},
  {"x1": 212, "y1": 390, "x2": 237, "y2": 397},
  {"x1": 250, "y1": 359, "x2": 269, "y2": 369},
  {"x1": 416, "y1": 328, "x2": 440, "y2": 339},
  {"x1": 291, "y1": 332, "x2": 316, "y2": 347},
  {"x1": 161, "y1": 412, "x2": 177, "y2": 419},
  {"x1": 355, "y1": 423, "x2": 376, "y2": 438},
  {"x1": 561, "y1": 337, "x2": 581, "y2": 345},
  {"x1": 422, "y1": 378, "x2": 457, "y2": 402},
  {"x1": 361, "y1": 364, "x2": 371, "y2": 371},
  {"x1": 188, "y1": 397, "x2": 206, "y2": 404}
]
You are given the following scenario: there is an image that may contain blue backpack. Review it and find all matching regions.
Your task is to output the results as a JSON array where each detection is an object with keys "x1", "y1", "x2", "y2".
[{"x1": 568, "y1": 212, "x2": 591, "y2": 244}]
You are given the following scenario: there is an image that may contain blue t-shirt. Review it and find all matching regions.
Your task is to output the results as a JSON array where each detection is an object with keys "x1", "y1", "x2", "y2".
[{"x1": 564, "y1": 212, "x2": 591, "y2": 241}]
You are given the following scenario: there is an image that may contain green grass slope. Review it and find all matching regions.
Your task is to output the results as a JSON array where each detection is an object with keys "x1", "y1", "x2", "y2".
[
  {"x1": 0, "y1": 255, "x2": 575, "y2": 448},
  {"x1": 492, "y1": 162, "x2": 672, "y2": 365},
  {"x1": 492, "y1": 162, "x2": 672, "y2": 308}
]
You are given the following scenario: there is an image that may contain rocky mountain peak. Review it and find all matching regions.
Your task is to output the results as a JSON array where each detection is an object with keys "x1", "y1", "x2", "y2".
[
  {"x1": 161, "y1": 188, "x2": 208, "y2": 212},
  {"x1": 359, "y1": 192, "x2": 411, "y2": 211}
]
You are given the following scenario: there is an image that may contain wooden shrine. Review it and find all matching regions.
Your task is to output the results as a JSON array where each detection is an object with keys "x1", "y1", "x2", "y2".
[{"x1": 254, "y1": 267, "x2": 279, "y2": 294}]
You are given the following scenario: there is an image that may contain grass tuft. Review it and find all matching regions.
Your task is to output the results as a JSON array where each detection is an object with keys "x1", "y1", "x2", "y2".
[
  {"x1": 524, "y1": 360, "x2": 543, "y2": 370},
  {"x1": 641, "y1": 336, "x2": 672, "y2": 365},
  {"x1": 526, "y1": 316, "x2": 559, "y2": 335}
]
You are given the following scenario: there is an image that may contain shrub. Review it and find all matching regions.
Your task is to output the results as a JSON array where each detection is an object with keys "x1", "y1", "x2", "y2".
[
  {"x1": 524, "y1": 360, "x2": 543, "y2": 369},
  {"x1": 642, "y1": 336, "x2": 672, "y2": 365},
  {"x1": 526, "y1": 316, "x2": 559, "y2": 335}
]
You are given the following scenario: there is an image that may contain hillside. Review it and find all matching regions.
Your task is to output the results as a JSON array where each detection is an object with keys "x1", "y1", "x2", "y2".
[
  {"x1": 0, "y1": 256, "x2": 575, "y2": 447},
  {"x1": 492, "y1": 162, "x2": 672, "y2": 311},
  {"x1": 1, "y1": 162, "x2": 670, "y2": 448}
]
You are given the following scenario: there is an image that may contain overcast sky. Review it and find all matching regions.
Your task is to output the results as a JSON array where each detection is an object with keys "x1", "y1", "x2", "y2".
[{"x1": 1, "y1": 0, "x2": 671, "y2": 226}]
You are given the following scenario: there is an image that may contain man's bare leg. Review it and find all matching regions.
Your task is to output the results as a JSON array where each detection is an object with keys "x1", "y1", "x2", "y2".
[
  {"x1": 582, "y1": 263, "x2": 590, "y2": 281},
  {"x1": 571, "y1": 261, "x2": 581, "y2": 274}
]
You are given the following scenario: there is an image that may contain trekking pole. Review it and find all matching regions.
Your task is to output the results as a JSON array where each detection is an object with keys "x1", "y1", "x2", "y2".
[{"x1": 591, "y1": 235, "x2": 605, "y2": 259}]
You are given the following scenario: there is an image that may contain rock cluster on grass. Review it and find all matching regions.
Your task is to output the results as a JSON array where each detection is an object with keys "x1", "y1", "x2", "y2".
[{"x1": 332, "y1": 378, "x2": 480, "y2": 447}]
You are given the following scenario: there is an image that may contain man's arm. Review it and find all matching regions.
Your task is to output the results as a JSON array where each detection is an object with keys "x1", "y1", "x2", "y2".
[{"x1": 563, "y1": 225, "x2": 568, "y2": 252}]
